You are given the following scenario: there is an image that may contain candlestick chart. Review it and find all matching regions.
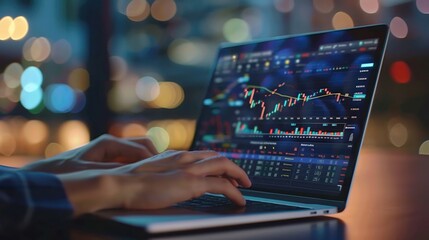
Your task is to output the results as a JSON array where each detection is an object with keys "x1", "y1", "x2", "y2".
[{"x1": 243, "y1": 82, "x2": 364, "y2": 120}]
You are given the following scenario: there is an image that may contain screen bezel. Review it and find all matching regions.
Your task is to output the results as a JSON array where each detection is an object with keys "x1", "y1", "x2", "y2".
[{"x1": 190, "y1": 24, "x2": 389, "y2": 203}]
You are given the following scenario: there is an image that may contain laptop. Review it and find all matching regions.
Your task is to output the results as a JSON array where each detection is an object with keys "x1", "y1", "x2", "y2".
[{"x1": 87, "y1": 24, "x2": 389, "y2": 234}]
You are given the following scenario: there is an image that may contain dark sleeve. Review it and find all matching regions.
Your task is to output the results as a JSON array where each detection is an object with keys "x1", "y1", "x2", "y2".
[{"x1": 0, "y1": 166, "x2": 73, "y2": 232}]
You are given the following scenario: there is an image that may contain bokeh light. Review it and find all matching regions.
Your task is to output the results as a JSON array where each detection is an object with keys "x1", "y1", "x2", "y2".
[
  {"x1": 110, "y1": 56, "x2": 128, "y2": 81},
  {"x1": 20, "y1": 66, "x2": 44, "y2": 111},
  {"x1": 417, "y1": 0, "x2": 429, "y2": 14},
  {"x1": 108, "y1": 77, "x2": 141, "y2": 112},
  {"x1": 9, "y1": 16, "x2": 29, "y2": 40},
  {"x1": 0, "y1": 16, "x2": 27, "y2": 41},
  {"x1": 164, "y1": 120, "x2": 188, "y2": 149},
  {"x1": 108, "y1": 122, "x2": 123, "y2": 137},
  {"x1": 151, "y1": 0, "x2": 177, "y2": 21},
  {"x1": 45, "y1": 84, "x2": 76, "y2": 113},
  {"x1": 71, "y1": 90, "x2": 86, "y2": 113},
  {"x1": 68, "y1": 68, "x2": 90, "y2": 91},
  {"x1": 22, "y1": 120, "x2": 49, "y2": 145},
  {"x1": 151, "y1": 81, "x2": 184, "y2": 109},
  {"x1": 20, "y1": 88, "x2": 43, "y2": 110},
  {"x1": 30, "y1": 37, "x2": 51, "y2": 62},
  {"x1": 0, "y1": 0, "x2": 426, "y2": 158},
  {"x1": 4, "y1": 87, "x2": 20, "y2": 104},
  {"x1": 20, "y1": 66, "x2": 43, "y2": 92},
  {"x1": 136, "y1": 76, "x2": 160, "y2": 101},
  {"x1": 167, "y1": 39, "x2": 210, "y2": 66},
  {"x1": 360, "y1": 0, "x2": 379, "y2": 14},
  {"x1": 0, "y1": 131, "x2": 16, "y2": 156},
  {"x1": 168, "y1": 39, "x2": 196, "y2": 65},
  {"x1": 389, "y1": 16, "x2": 408, "y2": 38},
  {"x1": 0, "y1": 77, "x2": 19, "y2": 114},
  {"x1": 22, "y1": 37, "x2": 36, "y2": 61},
  {"x1": 223, "y1": 18, "x2": 250, "y2": 43},
  {"x1": 274, "y1": 0, "x2": 295, "y2": 13},
  {"x1": 388, "y1": 122, "x2": 408, "y2": 147},
  {"x1": 126, "y1": 0, "x2": 151, "y2": 22},
  {"x1": 121, "y1": 123, "x2": 147, "y2": 137},
  {"x1": 45, "y1": 143, "x2": 65, "y2": 158},
  {"x1": 58, "y1": 120, "x2": 90, "y2": 151},
  {"x1": 332, "y1": 11, "x2": 354, "y2": 29},
  {"x1": 313, "y1": 0, "x2": 334, "y2": 14},
  {"x1": 390, "y1": 61, "x2": 411, "y2": 84},
  {"x1": 4, "y1": 63, "x2": 23, "y2": 89},
  {"x1": 147, "y1": 126, "x2": 170, "y2": 152},
  {"x1": 51, "y1": 39, "x2": 72, "y2": 64},
  {"x1": 419, "y1": 140, "x2": 429, "y2": 155},
  {"x1": 0, "y1": 16, "x2": 13, "y2": 40},
  {"x1": 146, "y1": 119, "x2": 196, "y2": 150},
  {"x1": 0, "y1": 118, "x2": 28, "y2": 157}
]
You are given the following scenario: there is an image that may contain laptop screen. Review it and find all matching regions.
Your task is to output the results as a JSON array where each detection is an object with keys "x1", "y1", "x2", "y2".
[{"x1": 191, "y1": 25, "x2": 388, "y2": 201}]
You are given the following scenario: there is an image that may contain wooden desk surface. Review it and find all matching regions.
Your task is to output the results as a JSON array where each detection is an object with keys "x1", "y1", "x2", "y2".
[
  {"x1": 6, "y1": 148, "x2": 429, "y2": 240},
  {"x1": 334, "y1": 148, "x2": 429, "y2": 240}
]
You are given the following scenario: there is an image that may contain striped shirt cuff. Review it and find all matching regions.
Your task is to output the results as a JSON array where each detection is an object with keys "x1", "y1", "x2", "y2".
[{"x1": 0, "y1": 168, "x2": 73, "y2": 231}]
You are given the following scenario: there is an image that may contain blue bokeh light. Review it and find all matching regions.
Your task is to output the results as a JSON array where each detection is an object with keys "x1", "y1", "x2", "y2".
[
  {"x1": 71, "y1": 90, "x2": 86, "y2": 113},
  {"x1": 20, "y1": 88, "x2": 43, "y2": 110},
  {"x1": 20, "y1": 66, "x2": 43, "y2": 92},
  {"x1": 45, "y1": 84, "x2": 76, "y2": 113}
]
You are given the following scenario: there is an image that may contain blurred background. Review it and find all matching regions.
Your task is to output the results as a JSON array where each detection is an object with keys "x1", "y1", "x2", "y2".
[{"x1": 0, "y1": 0, "x2": 429, "y2": 164}]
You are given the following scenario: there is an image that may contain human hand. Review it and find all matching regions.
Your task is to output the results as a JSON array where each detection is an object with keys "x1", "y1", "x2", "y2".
[
  {"x1": 59, "y1": 150, "x2": 251, "y2": 216},
  {"x1": 76, "y1": 134, "x2": 158, "y2": 163},
  {"x1": 114, "y1": 150, "x2": 246, "y2": 187},
  {"x1": 115, "y1": 150, "x2": 222, "y2": 172},
  {"x1": 23, "y1": 134, "x2": 158, "y2": 174}
]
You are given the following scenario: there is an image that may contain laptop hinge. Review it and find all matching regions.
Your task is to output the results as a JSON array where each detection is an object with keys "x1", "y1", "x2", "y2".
[{"x1": 240, "y1": 189, "x2": 346, "y2": 211}]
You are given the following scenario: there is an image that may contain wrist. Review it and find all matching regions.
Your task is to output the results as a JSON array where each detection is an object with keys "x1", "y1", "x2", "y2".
[{"x1": 58, "y1": 171, "x2": 122, "y2": 217}]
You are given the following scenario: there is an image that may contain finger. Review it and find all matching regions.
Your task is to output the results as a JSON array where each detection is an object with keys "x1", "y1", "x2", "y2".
[
  {"x1": 178, "y1": 150, "x2": 221, "y2": 165},
  {"x1": 73, "y1": 160, "x2": 124, "y2": 170},
  {"x1": 202, "y1": 177, "x2": 246, "y2": 206},
  {"x1": 124, "y1": 150, "x2": 227, "y2": 174},
  {"x1": 185, "y1": 156, "x2": 252, "y2": 188},
  {"x1": 81, "y1": 135, "x2": 154, "y2": 163},
  {"x1": 216, "y1": 174, "x2": 239, "y2": 187},
  {"x1": 127, "y1": 137, "x2": 159, "y2": 155},
  {"x1": 226, "y1": 176, "x2": 239, "y2": 187},
  {"x1": 105, "y1": 138, "x2": 155, "y2": 162},
  {"x1": 159, "y1": 150, "x2": 221, "y2": 165}
]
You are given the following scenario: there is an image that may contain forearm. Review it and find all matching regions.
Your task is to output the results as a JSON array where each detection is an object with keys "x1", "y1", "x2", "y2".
[{"x1": 58, "y1": 170, "x2": 123, "y2": 216}]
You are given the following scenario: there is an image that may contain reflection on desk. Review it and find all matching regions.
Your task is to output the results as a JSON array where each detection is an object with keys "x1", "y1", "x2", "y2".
[
  {"x1": 70, "y1": 217, "x2": 344, "y2": 240},
  {"x1": 151, "y1": 218, "x2": 343, "y2": 240}
]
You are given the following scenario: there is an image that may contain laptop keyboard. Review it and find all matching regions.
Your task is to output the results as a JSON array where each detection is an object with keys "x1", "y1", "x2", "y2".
[{"x1": 175, "y1": 194, "x2": 309, "y2": 214}]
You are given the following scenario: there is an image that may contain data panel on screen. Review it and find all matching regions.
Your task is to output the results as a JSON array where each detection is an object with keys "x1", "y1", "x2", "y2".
[{"x1": 193, "y1": 32, "x2": 381, "y2": 197}]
